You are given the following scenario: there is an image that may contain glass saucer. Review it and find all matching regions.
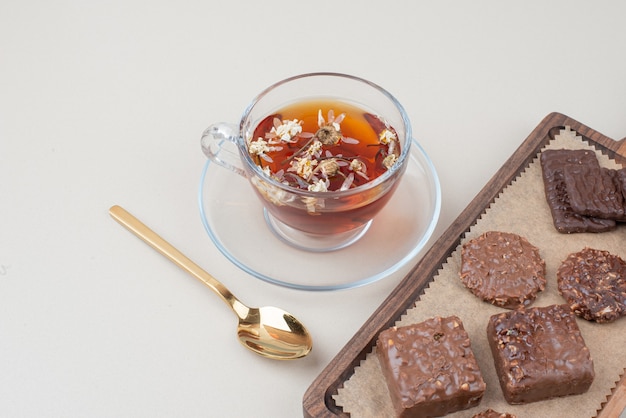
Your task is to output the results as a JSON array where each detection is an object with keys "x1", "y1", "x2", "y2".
[{"x1": 198, "y1": 139, "x2": 441, "y2": 291}]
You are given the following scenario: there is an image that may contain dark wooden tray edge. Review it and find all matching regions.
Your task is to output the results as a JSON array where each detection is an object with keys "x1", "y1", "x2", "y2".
[{"x1": 302, "y1": 112, "x2": 626, "y2": 418}]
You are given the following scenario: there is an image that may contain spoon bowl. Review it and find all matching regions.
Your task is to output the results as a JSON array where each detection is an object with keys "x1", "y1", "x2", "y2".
[
  {"x1": 109, "y1": 205, "x2": 312, "y2": 360},
  {"x1": 238, "y1": 306, "x2": 312, "y2": 358}
]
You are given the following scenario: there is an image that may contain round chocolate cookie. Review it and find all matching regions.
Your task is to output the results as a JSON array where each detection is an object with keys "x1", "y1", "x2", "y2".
[
  {"x1": 459, "y1": 231, "x2": 546, "y2": 309},
  {"x1": 557, "y1": 247, "x2": 626, "y2": 323}
]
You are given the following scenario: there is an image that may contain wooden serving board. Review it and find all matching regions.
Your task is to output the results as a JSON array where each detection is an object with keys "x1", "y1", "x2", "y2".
[{"x1": 303, "y1": 112, "x2": 626, "y2": 418}]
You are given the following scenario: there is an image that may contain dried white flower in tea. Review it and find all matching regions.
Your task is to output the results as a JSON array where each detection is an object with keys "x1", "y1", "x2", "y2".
[{"x1": 247, "y1": 100, "x2": 401, "y2": 193}]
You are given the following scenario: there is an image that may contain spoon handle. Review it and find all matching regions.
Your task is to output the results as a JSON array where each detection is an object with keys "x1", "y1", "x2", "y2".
[{"x1": 109, "y1": 205, "x2": 249, "y2": 319}]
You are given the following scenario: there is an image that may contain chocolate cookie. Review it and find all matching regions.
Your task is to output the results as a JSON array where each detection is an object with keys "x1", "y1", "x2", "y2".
[
  {"x1": 608, "y1": 168, "x2": 626, "y2": 220},
  {"x1": 616, "y1": 167, "x2": 626, "y2": 205},
  {"x1": 377, "y1": 316, "x2": 486, "y2": 417},
  {"x1": 557, "y1": 247, "x2": 626, "y2": 323},
  {"x1": 540, "y1": 149, "x2": 616, "y2": 233},
  {"x1": 459, "y1": 231, "x2": 546, "y2": 309},
  {"x1": 487, "y1": 304, "x2": 595, "y2": 404},
  {"x1": 564, "y1": 164, "x2": 626, "y2": 220},
  {"x1": 472, "y1": 409, "x2": 516, "y2": 418}
]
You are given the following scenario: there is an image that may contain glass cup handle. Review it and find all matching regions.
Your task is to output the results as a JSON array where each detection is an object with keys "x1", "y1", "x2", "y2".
[{"x1": 200, "y1": 122, "x2": 248, "y2": 178}]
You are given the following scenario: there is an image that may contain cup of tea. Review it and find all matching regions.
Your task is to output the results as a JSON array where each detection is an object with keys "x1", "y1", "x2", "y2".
[{"x1": 201, "y1": 72, "x2": 414, "y2": 252}]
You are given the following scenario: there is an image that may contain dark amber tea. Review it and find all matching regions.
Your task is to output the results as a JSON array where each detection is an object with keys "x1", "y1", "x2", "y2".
[
  {"x1": 248, "y1": 100, "x2": 401, "y2": 193},
  {"x1": 246, "y1": 100, "x2": 404, "y2": 235}
]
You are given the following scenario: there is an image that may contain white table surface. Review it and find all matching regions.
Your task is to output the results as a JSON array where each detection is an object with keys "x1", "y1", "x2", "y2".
[{"x1": 2, "y1": 1, "x2": 625, "y2": 417}]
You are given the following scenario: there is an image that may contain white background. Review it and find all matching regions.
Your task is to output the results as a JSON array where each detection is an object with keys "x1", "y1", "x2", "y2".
[{"x1": 1, "y1": 1, "x2": 625, "y2": 417}]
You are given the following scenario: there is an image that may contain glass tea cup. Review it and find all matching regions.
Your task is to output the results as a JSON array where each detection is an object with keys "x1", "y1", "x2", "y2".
[{"x1": 201, "y1": 73, "x2": 413, "y2": 252}]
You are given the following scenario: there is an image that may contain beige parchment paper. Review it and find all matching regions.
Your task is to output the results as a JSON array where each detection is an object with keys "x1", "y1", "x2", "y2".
[{"x1": 334, "y1": 128, "x2": 626, "y2": 418}]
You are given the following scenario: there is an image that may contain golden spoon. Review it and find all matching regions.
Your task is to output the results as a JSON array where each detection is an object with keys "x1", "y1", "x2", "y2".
[{"x1": 109, "y1": 205, "x2": 312, "y2": 360}]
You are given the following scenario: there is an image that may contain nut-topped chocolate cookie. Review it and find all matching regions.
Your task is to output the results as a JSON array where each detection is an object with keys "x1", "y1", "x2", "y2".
[
  {"x1": 487, "y1": 304, "x2": 595, "y2": 404},
  {"x1": 472, "y1": 409, "x2": 516, "y2": 418},
  {"x1": 377, "y1": 316, "x2": 486, "y2": 417},
  {"x1": 459, "y1": 231, "x2": 546, "y2": 309},
  {"x1": 557, "y1": 247, "x2": 626, "y2": 323}
]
